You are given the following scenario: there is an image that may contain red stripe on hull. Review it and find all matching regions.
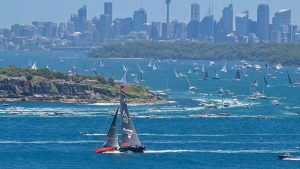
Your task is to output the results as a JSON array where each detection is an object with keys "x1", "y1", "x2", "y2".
[{"x1": 95, "y1": 147, "x2": 118, "y2": 153}]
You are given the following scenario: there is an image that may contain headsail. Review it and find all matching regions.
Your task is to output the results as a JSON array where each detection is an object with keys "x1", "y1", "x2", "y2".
[
  {"x1": 120, "y1": 87, "x2": 142, "y2": 147},
  {"x1": 103, "y1": 108, "x2": 120, "y2": 148}
]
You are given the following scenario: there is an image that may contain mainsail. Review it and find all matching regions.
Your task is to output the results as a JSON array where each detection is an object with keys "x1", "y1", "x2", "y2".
[
  {"x1": 102, "y1": 108, "x2": 120, "y2": 148},
  {"x1": 120, "y1": 89, "x2": 142, "y2": 147}
]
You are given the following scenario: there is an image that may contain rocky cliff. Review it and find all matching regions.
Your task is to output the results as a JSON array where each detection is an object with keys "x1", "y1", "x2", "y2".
[{"x1": 0, "y1": 67, "x2": 163, "y2": 103}]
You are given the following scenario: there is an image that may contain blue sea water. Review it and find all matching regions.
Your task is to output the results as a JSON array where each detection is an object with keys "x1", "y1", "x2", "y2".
[{"x1": 0, "y1": 51, "x2": 300, "y2": 169}]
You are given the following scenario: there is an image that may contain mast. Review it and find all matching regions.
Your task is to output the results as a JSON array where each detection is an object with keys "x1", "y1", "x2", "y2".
[
  {"x1": 102, "y1": 108, "x2": 120, "y2": 148},
  {"x1": 119, "y1": 87, "x2": 142, "y2": 147}
]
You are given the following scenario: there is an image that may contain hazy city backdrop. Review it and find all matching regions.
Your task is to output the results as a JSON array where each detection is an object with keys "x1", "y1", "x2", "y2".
[{"x1": 1, "y1": 0, "x2": 300, "y2": 51}]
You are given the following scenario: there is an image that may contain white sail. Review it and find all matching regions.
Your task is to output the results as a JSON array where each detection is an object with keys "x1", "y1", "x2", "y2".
[
  {"x1": 99, "y1": 60, "x2": 104, "y2": 67},
  {"x1": 221, "y1": 62, "x2": 227, "y2": 73},
  {"x1": 31, "y1": 61, "x2": 37, "y2": 70},
  {"x1": 138, "y1": 65, "x2": 144, "y2": 74}
]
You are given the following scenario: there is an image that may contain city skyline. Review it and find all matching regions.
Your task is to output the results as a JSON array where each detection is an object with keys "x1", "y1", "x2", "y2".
[{"x1": 0, "y1": 0, "x2": 299, "y2": 28}]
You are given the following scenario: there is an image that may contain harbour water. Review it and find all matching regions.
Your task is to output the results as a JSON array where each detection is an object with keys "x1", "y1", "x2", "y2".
[{"x1": 1, "y1": 51, "x2": 300, "y2": 169}]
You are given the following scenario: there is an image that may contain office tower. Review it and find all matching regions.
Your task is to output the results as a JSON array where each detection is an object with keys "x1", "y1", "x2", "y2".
[
  {"x1": 133, "y1": 8, "x2": 147, "y2": 32},
  {"x1": 104, "y1": 2, "x2": 112, "y2": 16},
  {"x1": 187, "y1": 3, "x2": 200, "y2": 39},
  {"x1": 220, "y1": 4, "x2": 233, "y2": 34},
  {"x1": 199, "y1": 15, "x2": 214, "y2": 38},
  {"x1": 272, "y1": 9, "x2": 291, "y2": 31},
  {"x1": 150, "y1": 22, "x2": 161, "y2": 39},
  {"x1": 78, "y1": 5, "x2": 87, "y2": 33},
  {"x1": 271, "y1": 9, "x2": 291, "y2": 43},
  {"x1": 99, "y1": 14, "x2": 112, "y2": 40},
  {"x1": 112, "y1": 18, "x2": 133, "y2": 38},
  {"x1": 257, "y1": 4, "x2": 270, "y2": 41},
  {"x1": 67, "y1": 21, "x2": 75, "y2": 33},
  {"x1": 235, "y1": 11, "x2": 249, "y2": 36},
  {"x1": 162, "y1": 22, "x2": 174, "y2": 39},
  {"x1": 166, "y1": 0, "x2": 171, "y2": 23},
  {"x1": 191, "y1": 3, "x2": 200, "y2": 21},
  {"x1": 174, "y1": 22, "x2": 187, "y2": 40}
]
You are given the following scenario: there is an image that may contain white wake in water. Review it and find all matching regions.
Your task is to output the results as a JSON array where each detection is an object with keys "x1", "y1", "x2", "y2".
[
  {"x1": 0, "y1": 140, "x2": 99, "y2": 144},
  {"x1": 145, "y1": 149, "x2": 300, "y2": 154}
]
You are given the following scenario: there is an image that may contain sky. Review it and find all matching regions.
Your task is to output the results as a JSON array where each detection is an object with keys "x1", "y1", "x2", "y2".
[{"x1": 0, "y1": 0, "x2": 299, "y2": 28}]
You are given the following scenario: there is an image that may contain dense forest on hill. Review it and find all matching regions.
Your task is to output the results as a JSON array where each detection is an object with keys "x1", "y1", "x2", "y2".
[{"x1": 88, "y1": 41, "x2": 300, "y2": 66}]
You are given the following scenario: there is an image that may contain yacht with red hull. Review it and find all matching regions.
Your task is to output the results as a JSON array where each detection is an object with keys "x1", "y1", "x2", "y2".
[{"x1": 96, "y1": 87, "x2": 145, "y2": 154}]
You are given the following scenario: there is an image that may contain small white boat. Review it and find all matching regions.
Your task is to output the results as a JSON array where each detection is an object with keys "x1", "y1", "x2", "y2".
[{"x1": 272, "y1": 99, "x2": 280, "y2": 105}]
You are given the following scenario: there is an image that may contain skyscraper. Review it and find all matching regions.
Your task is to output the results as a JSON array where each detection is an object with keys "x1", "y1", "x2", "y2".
[
  {"x1": 271, "y1": 9, "x2": 291, "y2": 43},
  {"x1": 272, "y1": 9, "x2": 291, "y2": 31},
  {"x1": 104, "y1": 2, "x2": 112, "y2": 16},
  {"x1": 166, "y1": 0, "x2": 171, "y2": 23},
  {"x1": 78, "y1": 5, "x2": 87, "y2": 33},
  {"x1": 220, "y1": 4, "x2": 233, "y2": 34},
  {"x1": 187, "y1": 3, "x2": 200, "y2": 39},
  {"x1": 133, "y1": 8, "x2": 147, "y2": 32},
  {"x1": 99, "y1": 14, "x2": 112, "y2": 40},
  {"x1": 191, "y1": 3, "x2": 200, "y2": 21},
  {"x1": 199, "y1": 15, "x2": 214, "y2": 38},
  {"x1": 235, "y1": 11, "x2": 249, "y2": 37},
  {"x1": 257, "y1": 4, "x2": 270, "y2": 41}
]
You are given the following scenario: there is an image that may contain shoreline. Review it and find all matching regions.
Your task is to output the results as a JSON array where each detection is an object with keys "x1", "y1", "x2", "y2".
[{"x1": 0, "y1": 97, "x2": 167, "y2": 105}]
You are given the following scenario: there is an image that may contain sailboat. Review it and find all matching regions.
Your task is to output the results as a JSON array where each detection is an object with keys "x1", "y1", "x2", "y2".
[
  {"x1": 174, "y1": 70, "x2": 180, "y2": 78},
  {"x1": 123, "y1": 64, "x2": 128, "y2": 72},
  {"x1": 201, "y1": 65, "x2": 205, "y2": 73},
  {"x1": 138, "y1": 64, "x2": 144, "y2": 74},
  {"x1": 99, "y1": 60, "x2": 104, "y2": 67},
  {"x1": 234, "y1": 70, "x2": 241, "y2": 81},
  {"x1": 263, "y1": 75, "x2": 270, "y2": 87},
  {"x1": 203, "y1": 70, "x2": 209, "y2": 80},
  {"x1": 147, "y1": 61, "x2": 152, "y2": 68},
  {"x1": 31, "y1": 61, "x2": 37, "y2": 70},
  {"x1": 220, "y1": 62, "x2": 227, "y2": 73},
  {"x1": 212, "y1": 73, "x2": 220, "y2": 80},
  {"x1": 152, "y1": 63, "x2": 157, "y2": 70},
  {"x1": 252, "y1": 78, "x2": 259, "y2": 86},
  {"x1": 287, "y1": 71, "x2": 293, "y2": 87},
  {"x1": 184, "y1": 75, "x2": 196, "y2": 90},
  {"x1": 96, "y1": 87, "x2": 145, "y2": 153}
]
